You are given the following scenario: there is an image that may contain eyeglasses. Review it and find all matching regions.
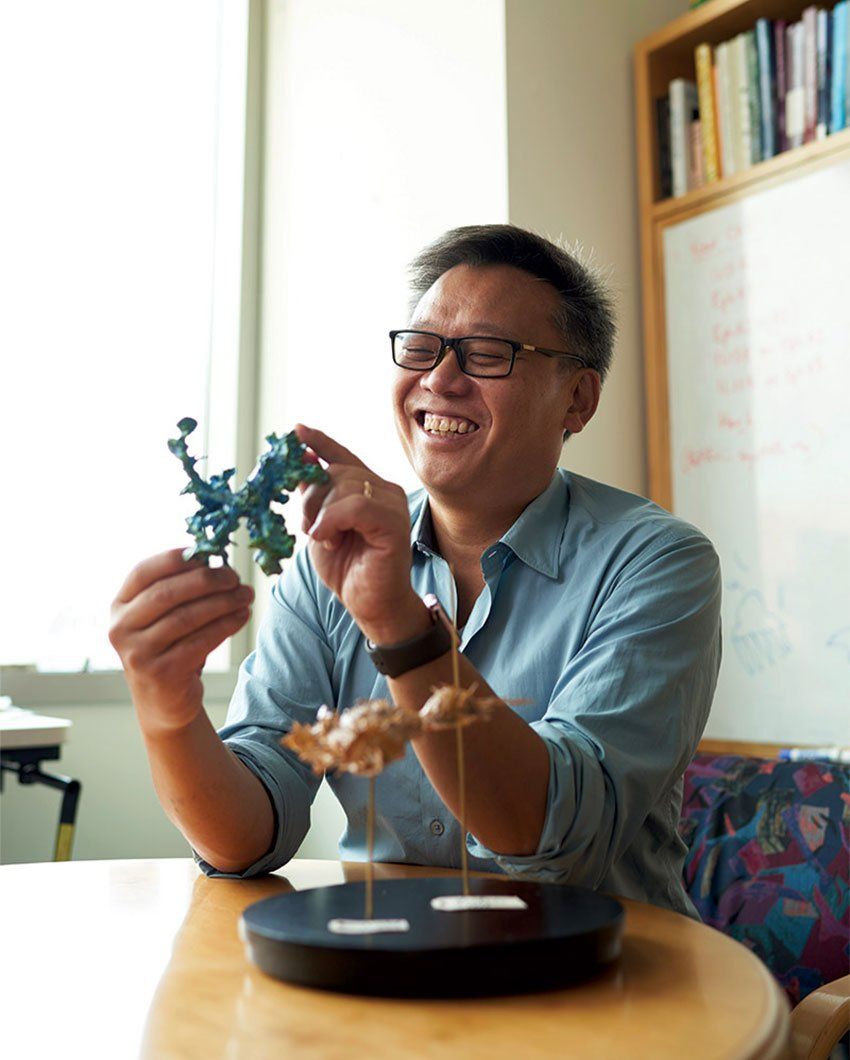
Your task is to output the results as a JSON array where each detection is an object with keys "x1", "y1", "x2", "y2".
[{"x1": 389, "y1": 329, "x2": 589, "y2": 379}]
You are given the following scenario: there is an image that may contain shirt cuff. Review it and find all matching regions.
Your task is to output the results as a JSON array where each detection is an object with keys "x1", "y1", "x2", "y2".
[
  {"x1": 465, "y1": 724, "x2": 597, "y2": 883},
  {"x1": 193, "y1": 741, "x2": 310, "y2": 879}
]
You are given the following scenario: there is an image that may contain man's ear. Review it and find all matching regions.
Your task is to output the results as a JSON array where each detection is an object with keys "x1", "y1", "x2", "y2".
[{"x1": 562, "y1": 370, "x2": 601, "y2": 435}]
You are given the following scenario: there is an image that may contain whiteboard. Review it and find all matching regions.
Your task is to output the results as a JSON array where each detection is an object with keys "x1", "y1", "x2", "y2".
[{"x1": 662, "y1": 156, "x2": 850, "y2": 744}]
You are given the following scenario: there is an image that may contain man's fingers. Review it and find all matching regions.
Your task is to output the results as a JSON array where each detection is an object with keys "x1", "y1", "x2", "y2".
[
  {"x1": 296, "y1": 445, "x2": 321, "y2": 493},
  {"x1": 301, "y1": 471, "x2": 394, "y2": 534},
  {"x1": 295, "y1": 424, "x2": 371, "y2": 473},
  {"x1": 309, "y1": 492, "x2": 405, "y2": 550},
  {"x1": 129, "y1": 587, "x2": 253, "y2": 660},
  {"x1": 115, "y1": 548, "x2": 204, "y2": 604},
  {"x1": 160, "y1": 607, "x2": 251, "y2": 673},
  {"x1": 122, "y1": 565, "x2": 241, "y2": 630}
]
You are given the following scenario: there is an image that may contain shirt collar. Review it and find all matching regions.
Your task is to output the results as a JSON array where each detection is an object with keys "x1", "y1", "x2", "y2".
[
  {"x1": 410, "y1": 490, "x2": 437, "y2": 555},
  {"x1": 500, "y1": 470, "x2": 568, "y2": 580},
  {"x1": 409, "y1": 471, "x2": 569, "y2": 579}
]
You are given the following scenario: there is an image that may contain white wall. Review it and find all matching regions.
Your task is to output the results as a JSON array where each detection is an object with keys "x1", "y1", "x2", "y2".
[
  {"x1": 505, "y1": 0, "x2": 686, "y2": 495},
  {"x1": 257, "y1": 0, "x2": 508, "y2": 495}
]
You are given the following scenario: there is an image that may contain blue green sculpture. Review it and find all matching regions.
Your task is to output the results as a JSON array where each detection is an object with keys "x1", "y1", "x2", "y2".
[{"x1": 168, "y1": 417, "x2": 328, "y2": 576}]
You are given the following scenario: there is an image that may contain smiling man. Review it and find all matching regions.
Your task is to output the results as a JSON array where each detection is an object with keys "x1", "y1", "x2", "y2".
[{"x1": 110, "y1": 224, "x2": 721, "y2": 917}]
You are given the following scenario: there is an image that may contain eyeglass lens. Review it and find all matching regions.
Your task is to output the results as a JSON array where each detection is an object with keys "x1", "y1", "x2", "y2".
[{"x1": 393, "y1": 332, "x2": 514, "y2": 377}]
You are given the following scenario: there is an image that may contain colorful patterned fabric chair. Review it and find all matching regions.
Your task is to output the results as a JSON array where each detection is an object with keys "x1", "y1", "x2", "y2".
[{"x1": 680, "y1": 751, "x2": 850, "y2": 1057}]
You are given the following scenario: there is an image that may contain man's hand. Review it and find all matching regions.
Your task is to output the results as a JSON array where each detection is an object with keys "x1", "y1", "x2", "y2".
[
  {"x1": 109, "y1": 549, "x2": 254, "y2": 736},
  {"x1": 296, "y1": 425, "x2": 429, "y2": 644}
]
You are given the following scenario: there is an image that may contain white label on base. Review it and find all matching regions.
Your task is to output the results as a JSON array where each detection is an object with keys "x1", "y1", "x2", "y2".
[
  {"x1": 430, "y1": 895, "x2": 528, "y2": 912},
  {"x1": 327, "y1": 917, "x2": 411, "y2": 935}
]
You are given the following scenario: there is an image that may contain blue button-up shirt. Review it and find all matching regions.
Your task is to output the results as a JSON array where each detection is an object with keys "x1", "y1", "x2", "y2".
[{"x1": 198, "y1": 469, "x2": 721, "y2": 917}]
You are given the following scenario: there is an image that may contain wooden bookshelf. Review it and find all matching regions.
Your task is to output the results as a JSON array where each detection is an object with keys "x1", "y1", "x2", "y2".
[{"x1": 634, "y1": 0, "x2": 850, "y2": 507}]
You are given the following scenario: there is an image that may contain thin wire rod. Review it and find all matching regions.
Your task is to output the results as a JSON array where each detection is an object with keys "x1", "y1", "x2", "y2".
[
  {"x1": 366, "y1": 774, "x2": 375, "y2": 920},
  {"x1": 456, "y1": 721, "x2": 469, "y2": 896},
  {"x1": 448, "y1": 564, "x2": 468, "y2": 896}
]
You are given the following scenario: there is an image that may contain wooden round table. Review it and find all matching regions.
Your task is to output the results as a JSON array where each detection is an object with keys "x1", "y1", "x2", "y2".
[{"x1": 0, "y1": 858, "x2": 790, "y2": 1058}]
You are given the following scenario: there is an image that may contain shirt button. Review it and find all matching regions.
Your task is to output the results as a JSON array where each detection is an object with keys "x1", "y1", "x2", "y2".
[{"x1": 429, "y1": 819, "x2": 445, "y2": 837}]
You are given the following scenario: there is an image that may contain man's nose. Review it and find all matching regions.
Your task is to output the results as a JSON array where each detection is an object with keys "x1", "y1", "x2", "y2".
[{"x1": 422, "y1": 343, "x2": 469, "y2": 390}]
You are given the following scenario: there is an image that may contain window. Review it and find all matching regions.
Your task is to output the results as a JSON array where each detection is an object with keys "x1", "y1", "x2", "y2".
[
  {"x1": 1, "y1": 1, "x2": 253, "y2": 695},
  {"x1": 1, "y1": 0, "x2": 509, "y2": 706}
]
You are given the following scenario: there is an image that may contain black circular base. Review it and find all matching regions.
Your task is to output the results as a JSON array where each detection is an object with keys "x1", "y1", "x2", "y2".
[{"x1": 241, "y1": 876, "x2": 624, "y2": 997}]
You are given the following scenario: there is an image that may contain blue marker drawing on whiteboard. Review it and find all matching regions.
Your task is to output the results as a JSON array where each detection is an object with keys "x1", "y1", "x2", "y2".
[
  {"x1": 731, "y1": 591, "x2": 791, "y2": 675},
  {"x1": 825, "y1": 627, "x2": 850, "y2": 662},
  {"x1": 732, "y1": 550, "x2": 750, "y2": 574}
]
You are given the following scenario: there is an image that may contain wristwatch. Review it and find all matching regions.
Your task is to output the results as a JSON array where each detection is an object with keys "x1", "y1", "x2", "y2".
[{"x1": 365, "y1": 594, "x2": 454, "y2": 678}]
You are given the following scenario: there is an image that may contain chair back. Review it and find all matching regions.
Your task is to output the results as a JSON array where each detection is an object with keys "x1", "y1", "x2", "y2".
[{"x1": 680, "y1": 752, "x2": 850, "y2": 1005}]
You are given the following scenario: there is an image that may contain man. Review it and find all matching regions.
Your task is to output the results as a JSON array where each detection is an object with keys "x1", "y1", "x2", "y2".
[{"x1": 110, "y1": 225, "x2": 721, "y2": 916}]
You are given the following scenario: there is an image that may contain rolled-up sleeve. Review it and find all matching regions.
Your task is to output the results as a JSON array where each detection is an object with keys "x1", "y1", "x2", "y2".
[
  {"x1": 467, "y1": 527, "x2": 722, "y2": 886},
  {"x1": 195, "y1": 550, "x2": 335, "y2": 878}
]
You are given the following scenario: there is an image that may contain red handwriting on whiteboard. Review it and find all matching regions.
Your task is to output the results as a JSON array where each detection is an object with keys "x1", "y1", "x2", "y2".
[
  {"x1": 682, "y1": 446, "x2": 731, "y2": 473},
  {"x1": 716, "y1": 374, "x2": 756, "y2": 395},
  {"x1": 713, "y1": 346, "x2": 750, "y2": 367},
  {"x1": 710, "y1": 255, "x2": 749, "y2": 281},
  {"x1": 681, "y1": 435, "x2": 817, "y2": 475},
  {"x1": 785, "y1": 353, "x2": 825, "y2": 385},
  {"x1": 717, "y1": 412, "x2": 753, "y2": 431},
  {"x1": 711, "y1": 285, "x2": 747, "y2": 311},
  {"x1": 737, "y1": 440, "x2": 786, "y2": 465},
  {"x1": 712, "y1": 320, "x2": 749, "y2": 345},
  {"x1": 690, "y1": 238, "x2": 718, "y2": 263}
]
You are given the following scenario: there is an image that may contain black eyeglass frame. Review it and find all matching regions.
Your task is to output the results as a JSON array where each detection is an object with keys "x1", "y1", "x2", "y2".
[{"x1": 389, "y1": 329, "x2": 590, "y2": 378}]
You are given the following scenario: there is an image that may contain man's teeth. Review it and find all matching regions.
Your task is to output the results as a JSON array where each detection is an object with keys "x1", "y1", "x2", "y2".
[{"x1": 422, "y1": 413, "x2": 478, "y2": 435}]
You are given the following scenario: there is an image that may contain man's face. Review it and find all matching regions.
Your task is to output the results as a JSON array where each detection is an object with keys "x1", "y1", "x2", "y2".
[{"x1": 392, "y1": 263, "x2": 592, "y2": 507}]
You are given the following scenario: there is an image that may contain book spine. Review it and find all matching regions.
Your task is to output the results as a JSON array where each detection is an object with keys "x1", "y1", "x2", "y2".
[
  {"x1": 714, "y1": 45, "x2": 734, "y2": 177},
  {"x1": 803, "y1": 5, "x2": 818, "y2": 143},
  {"x1": 817, "y1": 8, "x2": 829, "y2": 139},
  {"x1": 839, "y1": 1, "x2": 847, "y2": 127},
  {"x1": 745, "y1": 30, "x2": 763, "y2": 163},
  {"x1": 670, "y1": 79, "x2": 698, "y2": 195},
  {"x1": 695, "y1": 43, "x2": 720, "y2": 182},
  {"x1": 786, "y1": 22, "x2": 806, "y2": 148},
  {"x1": 775, "y1": 19, "x2": 788, "y2": 151},
  {"x1": 732, "y1": 34, "x2": 752, "y2": 170},
  {"x1": 688, "y1": 119, "x2": 705, "y2": 189},
  {"x1": 831, "y1": 1, "x2": 848, "y2": 133},
  {"x1": 656, "y1": 95, "x2": 672, "y2": 199},
  {"x1": 846, "y1": 1, "x2": 850, "y2": 127},
  {"x1": 755, "y1": 18, "x2": 776, "y2": 158}
]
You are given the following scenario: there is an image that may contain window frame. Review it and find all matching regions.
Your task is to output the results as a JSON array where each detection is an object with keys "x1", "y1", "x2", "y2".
[{"x1": 2, "y1": 0, "x2": 267, "y2": 710}]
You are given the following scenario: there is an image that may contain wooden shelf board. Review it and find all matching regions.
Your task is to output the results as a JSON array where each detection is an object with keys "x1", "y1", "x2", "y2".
[
  {"x1": 697, "y1": 738, "x2": 848, "y2": 759},
  {"x1": 651, "y1": 128, "x2": 850, "y2": 222},
  {"x1": 638, "y1": 0, "x2": 824, "y2": 58}
]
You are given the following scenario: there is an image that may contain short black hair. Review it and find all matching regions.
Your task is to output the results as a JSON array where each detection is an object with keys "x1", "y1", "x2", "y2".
[{"x1": 407, "y1": 223, "x2": 617, "y2": 384}]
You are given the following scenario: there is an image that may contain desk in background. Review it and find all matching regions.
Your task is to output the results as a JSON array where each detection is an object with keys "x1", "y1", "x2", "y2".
[{"x1": 0, "y1": 698, "x2": 80, "y2": 860}]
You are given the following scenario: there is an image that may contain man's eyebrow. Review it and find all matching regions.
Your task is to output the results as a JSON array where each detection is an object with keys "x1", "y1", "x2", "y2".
[{"x1": 412, "y1": 320, "x2": 521, "y2": 340}]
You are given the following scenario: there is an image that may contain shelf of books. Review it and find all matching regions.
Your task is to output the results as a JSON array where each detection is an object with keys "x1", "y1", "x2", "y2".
[
  {"x1": 634, "y1": 0, "x2": 850, "y2": 508},
  {"x1": 635, "y1": 0, "x2": 850, "y2": 216}
]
